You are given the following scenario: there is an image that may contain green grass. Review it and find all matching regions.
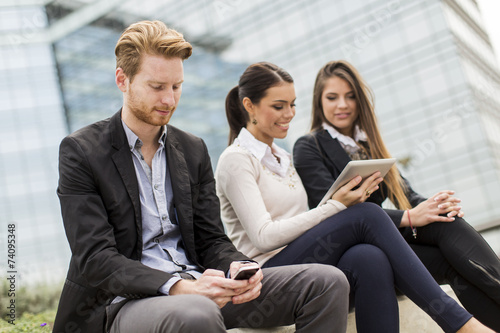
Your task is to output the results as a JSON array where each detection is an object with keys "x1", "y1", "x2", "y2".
[
  {"x1": 0, "y1": 277, "x2": 61, "y2": 332},
  {"x1": 0, "y1": 310, "x2": 55, "y2": 332}
]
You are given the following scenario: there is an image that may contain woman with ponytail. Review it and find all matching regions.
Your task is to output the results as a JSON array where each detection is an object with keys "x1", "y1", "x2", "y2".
[
  {"x1": 293, "y1": 59, "x2": 500, "y2": 330},
  {"x1": 215, "y1": 62, "x2": 493, "y2": 333}
]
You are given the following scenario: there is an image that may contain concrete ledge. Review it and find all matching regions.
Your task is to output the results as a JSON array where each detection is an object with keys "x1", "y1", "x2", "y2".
[
  {"x1": 228, "y1": 327, "x2": 294, "y2": 333},
  {"x1": 228, "y1": 285, "x2": 458, "y2": 333}
]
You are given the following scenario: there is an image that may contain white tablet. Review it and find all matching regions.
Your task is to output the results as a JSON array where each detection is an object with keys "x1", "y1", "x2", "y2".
[{"x1": 318, "y1": 158, "x2": 397, "y2": 206}]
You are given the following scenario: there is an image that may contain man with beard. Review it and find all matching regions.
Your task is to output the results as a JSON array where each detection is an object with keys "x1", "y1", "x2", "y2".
[{"x1": 53, "y1": 20, "x2": 349, "y2": 333}]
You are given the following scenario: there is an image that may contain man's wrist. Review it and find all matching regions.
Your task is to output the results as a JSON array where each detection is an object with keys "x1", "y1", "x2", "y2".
[
  {"x1": 169, "y1": 278, "x2": 195, "y2": 295},
  {"x1": 158, "y1": 277, "x2": 182, "y2": 296}
]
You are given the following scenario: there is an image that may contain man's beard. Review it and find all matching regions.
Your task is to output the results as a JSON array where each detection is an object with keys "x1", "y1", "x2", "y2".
[{"x1": 127, "y1": 88, "x2": 175, "y2": 126}]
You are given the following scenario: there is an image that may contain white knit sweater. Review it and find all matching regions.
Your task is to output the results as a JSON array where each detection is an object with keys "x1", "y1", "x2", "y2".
[{"x1": 215, "y1": 131, "x2": 346, "y2": 265}]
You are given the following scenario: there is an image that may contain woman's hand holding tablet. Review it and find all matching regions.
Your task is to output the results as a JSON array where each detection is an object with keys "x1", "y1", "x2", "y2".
[{"x1": 318, "y1": 158, "x2": 397, "y2": 207}]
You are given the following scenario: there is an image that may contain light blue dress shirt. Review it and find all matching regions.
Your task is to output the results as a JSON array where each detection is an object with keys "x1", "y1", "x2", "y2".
[{"x1": 122, "y1": 120, "x2": 202, "y2": 295}]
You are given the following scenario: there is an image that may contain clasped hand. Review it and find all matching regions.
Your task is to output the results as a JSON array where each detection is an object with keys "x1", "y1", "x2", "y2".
[
  {"x1": 405, "y1": 190, "x2": 464, "y2": 227},
  {"x1": 169, "y1": 262, "x2": 262, "y2": 308},
  {"x1": 332, "y1": 172, "x2": 383, "y2": 207}
]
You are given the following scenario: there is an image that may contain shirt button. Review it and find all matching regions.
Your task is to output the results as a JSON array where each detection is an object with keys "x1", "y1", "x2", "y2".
[
  {"x1": 154, "y1": 184, "x2": 159, "y2": 190},
  {"x1": 154, "y1": 238, "x2": 160, "y2": 243},
  {"x1": 162, "y1": 215, "x2": 167, "y2": 221}
]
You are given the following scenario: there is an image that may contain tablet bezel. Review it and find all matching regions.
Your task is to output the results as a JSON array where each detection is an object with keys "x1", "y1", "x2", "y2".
[{"x1": 318, "y1": 158, "x2": 397, "y2": 206}]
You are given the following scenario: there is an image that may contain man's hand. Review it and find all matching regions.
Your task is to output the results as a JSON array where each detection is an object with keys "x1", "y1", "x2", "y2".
[
  {"x1": 332, "y1": 172, "x2": 383, "y2": 207},
  {"x1": 169, "y1": 264, "x2": 262, "y2": 308},
  {"x1": 401, "y1": 190, "x2": 463, "y2": 228},
  {"x1": 229, "y1": 262, "x2": 263, "y2": 305}
]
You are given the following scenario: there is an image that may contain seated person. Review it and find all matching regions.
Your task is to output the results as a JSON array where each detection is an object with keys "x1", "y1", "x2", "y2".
[{"x1": 293, "y1": 59, "x2": 500, "y2": 331}]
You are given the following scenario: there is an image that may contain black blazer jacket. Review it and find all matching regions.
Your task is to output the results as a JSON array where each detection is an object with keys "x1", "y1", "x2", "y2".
[
  {"x1": 293, "y1": 129, "x2": 426, "y2": 227},
  {"x1": 53, "y1": 110, "x2": 249, "y2": 333}
]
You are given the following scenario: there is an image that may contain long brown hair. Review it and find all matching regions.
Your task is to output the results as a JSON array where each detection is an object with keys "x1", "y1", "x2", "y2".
[
  {"x1": 311, "y1": 60, "x2": 411, "y2": 210},
  {"x1": 225, "y1": 62, "x2": 293, "y2": 145}
]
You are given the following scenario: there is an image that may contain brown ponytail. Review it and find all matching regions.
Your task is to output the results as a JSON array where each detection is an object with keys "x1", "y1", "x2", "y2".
[{"x1": 226, "y1": 86, "x2": 248, "y2": 145}]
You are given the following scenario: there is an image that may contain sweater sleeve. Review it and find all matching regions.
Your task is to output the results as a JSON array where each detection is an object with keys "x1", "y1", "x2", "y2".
[{"x1": 216, "y1": 150, "x2": 346, "y2": 253}]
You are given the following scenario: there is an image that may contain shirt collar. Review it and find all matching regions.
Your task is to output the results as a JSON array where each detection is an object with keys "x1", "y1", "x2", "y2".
[
  {"x1": 121, "y1": 119, "x2": 167, "y2": 151},
  {"x1": 235, "y1": 128, "x2": 291, "y2": 177},
  {"x1": 322, "y1": 122, "x2": 367, "y2": 149}
]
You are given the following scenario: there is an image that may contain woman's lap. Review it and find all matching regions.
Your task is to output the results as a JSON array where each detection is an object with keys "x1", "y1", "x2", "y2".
[{"x1": 262, "y1": 202, "x2": 471, "y2": 332}]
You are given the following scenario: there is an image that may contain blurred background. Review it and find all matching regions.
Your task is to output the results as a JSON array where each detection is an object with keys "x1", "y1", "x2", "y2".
[{"x1": 1, "y1": 0, "x2": 499, "y2": 293}]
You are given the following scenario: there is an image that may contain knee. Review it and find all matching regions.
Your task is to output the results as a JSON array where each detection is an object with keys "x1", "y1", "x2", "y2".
[
  {"x1": 182, "y1": 296, "x2": 222, "y2": 325},
  {"x1": 356, "y1": 201, "x2": 384, "y2": 214},
  {"x1": 338, "y1": 244, "x2": 393, "y2": 284},
  {"x1": 161, "y1": 295, "x2": 223, "y2": 331},
  {"x1": 419, "y1": 215, "x2": 478, "y2": 241},
  {"x1": 353, "y1": 202, "x2": 393, "y2": 227},
  {"x1": 432, "y1": 215, "x2": 471, "y2": 232},
  {"x1": 303, "y1": 263, "x2": 350, "y2": 297},
  {"x1": 341, "y1": 244, "x2": 390, "y2": 270}
]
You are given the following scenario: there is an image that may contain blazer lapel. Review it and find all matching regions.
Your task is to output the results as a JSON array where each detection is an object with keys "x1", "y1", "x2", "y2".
[
  {"x1": 316, "y1": 130, "x2": 351, "y2": 173},
  {"x1": 164, "y1": 127, "x2": 195, "y2": 256},
  {"x1": 109, "y1": 111, "x2": 143, "y2": 253}
]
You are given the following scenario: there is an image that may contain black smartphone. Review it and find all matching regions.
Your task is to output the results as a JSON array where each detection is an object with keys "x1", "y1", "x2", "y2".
[{"x1": 233, "y1": 264, "x2": 260, "y2": 280}]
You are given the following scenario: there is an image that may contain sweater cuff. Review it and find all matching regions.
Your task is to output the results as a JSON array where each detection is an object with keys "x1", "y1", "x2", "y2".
[{"x1": 326, "y1": 199, "x2": 347, "y2": 211}]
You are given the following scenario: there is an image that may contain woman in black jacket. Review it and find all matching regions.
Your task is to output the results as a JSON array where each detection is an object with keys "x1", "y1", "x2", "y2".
[{"x1": 293, "y1": 60, "x2": 500, "y2": 331}]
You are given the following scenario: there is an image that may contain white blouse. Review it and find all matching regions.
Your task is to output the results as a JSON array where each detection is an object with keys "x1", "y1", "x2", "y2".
[
  {"x1": 215, "y1": 128, "x2": 346, "y2": 264},
  {"x1": 235, "y1": 128, "x2": 291, "y2": 177},
  {"x1": 322, "y1": 122, "x2": 367, "y2": 149}
]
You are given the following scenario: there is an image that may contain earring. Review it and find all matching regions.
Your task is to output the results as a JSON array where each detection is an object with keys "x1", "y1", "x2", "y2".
[{"x1": 252, "y1": 119, "x2": 257, "y2": 125}]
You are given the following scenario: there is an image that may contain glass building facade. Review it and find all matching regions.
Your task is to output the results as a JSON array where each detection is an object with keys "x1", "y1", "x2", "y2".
[
  {"x1": 1, "y1": 0, "x2": 499, "y2": 284},
  {"x1": 0, "y1": 5, "x2": 70, "y2": 284}
]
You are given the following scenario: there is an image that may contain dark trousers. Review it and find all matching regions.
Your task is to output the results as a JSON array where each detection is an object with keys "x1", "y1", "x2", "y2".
[
  {"x1": 403, "y1": 217, "x2": 500, "y2": 331},
  {"x1": 263, "y1": 202, "x2": 472, "y2": 333}
]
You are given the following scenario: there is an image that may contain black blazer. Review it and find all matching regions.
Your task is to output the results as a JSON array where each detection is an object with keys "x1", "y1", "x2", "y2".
[
  {"x1": 293, "y1": 129, "x2": 426, "y2": 227},
  {"x1": 53, "y1": 110, "x2": 249, "y2": 333}
]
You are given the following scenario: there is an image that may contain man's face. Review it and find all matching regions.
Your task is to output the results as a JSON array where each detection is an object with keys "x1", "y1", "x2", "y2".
[{"x1": 121, "y1": 54, "x2": 184, "y2": 127}]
